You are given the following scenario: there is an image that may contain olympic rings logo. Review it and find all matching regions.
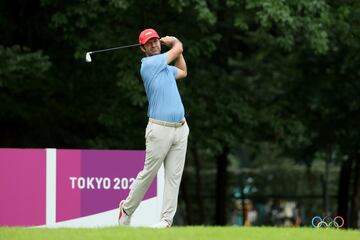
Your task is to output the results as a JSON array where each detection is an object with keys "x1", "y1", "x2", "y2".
[{"x1": 311, "y1": 216, "x2": 345, "y2": 228}]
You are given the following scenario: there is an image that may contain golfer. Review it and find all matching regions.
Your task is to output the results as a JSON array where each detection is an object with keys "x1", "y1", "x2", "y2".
[{"x1": 118, "y1": 28, "x2": 189, "y2": 228}]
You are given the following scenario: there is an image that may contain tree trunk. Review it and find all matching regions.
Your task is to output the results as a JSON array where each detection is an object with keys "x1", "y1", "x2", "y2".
[
  {"x1": 337, "y1": 158, "x2": 352, "y2": 228},
  {"x1": 321, "y1": 156, "x2": 330, "y2": 214},
  {"x1": 215, "y1": 146, "x2": 229, "y2": 225},
  {"x1": 180, "y1": 169, "x2": 193, "y2": 225},
  {"x1": 193, "y1": 148, "x2": 205, "y2": 224},
  {"x1": 350, "y1": 157, "x2": 360, "y2": 228},
  {"x1": 326, "y1": 155, "x2": 331, "y2": 214}
]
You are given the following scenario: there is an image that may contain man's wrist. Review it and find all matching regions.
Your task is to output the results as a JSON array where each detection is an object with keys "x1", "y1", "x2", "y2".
[{"x1": 171, "y1": 36, "x2": 179, "y2": 44}]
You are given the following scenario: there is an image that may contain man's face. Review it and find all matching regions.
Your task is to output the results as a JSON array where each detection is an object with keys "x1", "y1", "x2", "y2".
[{"x1": 142, "y1": 38, "x2": 161, "y2": 56}]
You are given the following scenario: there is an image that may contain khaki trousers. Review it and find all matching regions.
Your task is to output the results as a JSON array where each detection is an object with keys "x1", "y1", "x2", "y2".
[{"x1": 123, "y1": 120, "x2": 189, "y2": 226}]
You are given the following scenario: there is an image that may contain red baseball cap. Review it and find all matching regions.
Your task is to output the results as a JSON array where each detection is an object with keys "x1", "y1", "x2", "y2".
[{"x1": 139, "y1": 28, "x2": 160, "y2": 45}]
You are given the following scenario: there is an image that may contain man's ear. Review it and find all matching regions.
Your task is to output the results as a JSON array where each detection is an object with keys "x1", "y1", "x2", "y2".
[{"x1": 140, "y1": 45, "x2": 146, "y2": 53}]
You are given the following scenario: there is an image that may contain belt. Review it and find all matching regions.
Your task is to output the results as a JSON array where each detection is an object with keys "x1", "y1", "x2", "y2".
[{"x1": 149, "y1": 118, "x2": 185, "y2": 128}]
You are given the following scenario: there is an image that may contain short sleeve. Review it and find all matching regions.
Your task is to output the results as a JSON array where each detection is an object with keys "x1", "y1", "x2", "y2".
[{"x1": 168, "y1": 65, "x2": 178, "y2": 78}]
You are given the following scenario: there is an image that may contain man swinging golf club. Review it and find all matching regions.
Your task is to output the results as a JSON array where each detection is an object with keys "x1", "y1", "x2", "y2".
[{"x1": 118, "y1": 28, "x2": 189, "y2": 228}]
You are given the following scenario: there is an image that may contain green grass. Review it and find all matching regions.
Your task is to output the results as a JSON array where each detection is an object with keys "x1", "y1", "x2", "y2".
[{"x1": 0, "y1": 226, "x2": 359, "y2": 240}]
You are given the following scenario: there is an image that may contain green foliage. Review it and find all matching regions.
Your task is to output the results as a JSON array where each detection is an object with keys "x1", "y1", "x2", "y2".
[
  {"x1": 0, "y1": 45, "x2": 51, "y2": 86},
  {"x1": 243, "y1": 0, "x2": 332, "y2": 53},
  {"x1": 2, "y1": 0, "x2": 357, "y2": 163},
  {"x1": 0, "y1": 45, "x2": 52, "y2": 146},
  {"x1": 0, "y1": 45, "x2": 51, "y2": 115}
]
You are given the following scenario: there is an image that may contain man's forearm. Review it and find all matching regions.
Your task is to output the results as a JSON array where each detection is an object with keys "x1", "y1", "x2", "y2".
[
  {"x1": 171, "y1": 38, "x2": 183, "y2": 53},
  {"x1": 175, "y1": 54, "x2": 187, "y2": 74},
  {"x1": 161, "y1": 36, "x2": 183, "y2": 64}
]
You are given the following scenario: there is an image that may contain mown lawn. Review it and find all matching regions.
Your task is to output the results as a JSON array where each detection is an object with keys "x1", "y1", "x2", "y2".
[{"x1": 0, "y1": 226, "x2": 359, "y2": 240}]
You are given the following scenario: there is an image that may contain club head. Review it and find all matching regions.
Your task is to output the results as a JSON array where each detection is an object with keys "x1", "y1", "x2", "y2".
[{"x1": 85, "y1": 52, "x2": 92, "y2": 62}]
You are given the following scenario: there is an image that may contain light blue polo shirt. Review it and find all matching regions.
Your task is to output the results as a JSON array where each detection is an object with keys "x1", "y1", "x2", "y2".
[{"x1": 140, "y1": 52, "x2": 185, "y2": 123}]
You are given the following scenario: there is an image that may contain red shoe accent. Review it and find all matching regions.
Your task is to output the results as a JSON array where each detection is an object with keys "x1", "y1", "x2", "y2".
[{"x1": 118, "y1": 200, "x2": 125, "y2": 222}]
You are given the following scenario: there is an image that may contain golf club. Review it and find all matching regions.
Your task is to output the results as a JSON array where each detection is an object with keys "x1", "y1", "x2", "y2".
[{"x1": 85, "y1": 43, "x2": 140, "y2": 62}]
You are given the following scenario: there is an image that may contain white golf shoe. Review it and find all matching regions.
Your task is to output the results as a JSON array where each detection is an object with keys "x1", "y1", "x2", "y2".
[
  {"x1": 150, "y1": 220, "x2": 170, "y2": 228},
  {"x1": 118, "y1": 200, "x2": 131, "y2": 226}
]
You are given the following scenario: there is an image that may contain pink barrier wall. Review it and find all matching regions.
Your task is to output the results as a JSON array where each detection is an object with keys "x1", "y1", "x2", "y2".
[
  {"x1": 0, "y1": 149, "x2": 46, "y2": 226},
  {"x1": 0, "y1": 148, "x2": 154, "y2": 227}
]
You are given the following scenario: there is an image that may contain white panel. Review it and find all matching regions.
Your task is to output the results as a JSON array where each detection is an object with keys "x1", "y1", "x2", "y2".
[{"x1": 46, "y1": 148, "x2": 56, "y2": 226}]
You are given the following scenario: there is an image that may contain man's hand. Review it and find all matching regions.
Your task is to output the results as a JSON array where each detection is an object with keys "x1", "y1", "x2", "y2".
[
  {"x1": 160, "y1": 36, "x2": 178, "y2": 47},
  {"x1": 161, "y1": 36, "x2": 183, "y2": 64}
]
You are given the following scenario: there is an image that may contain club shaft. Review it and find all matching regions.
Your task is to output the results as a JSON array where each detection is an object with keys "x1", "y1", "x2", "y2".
[{"x1": 90, "y1": 43, "x2": 140, "y2": 54}]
